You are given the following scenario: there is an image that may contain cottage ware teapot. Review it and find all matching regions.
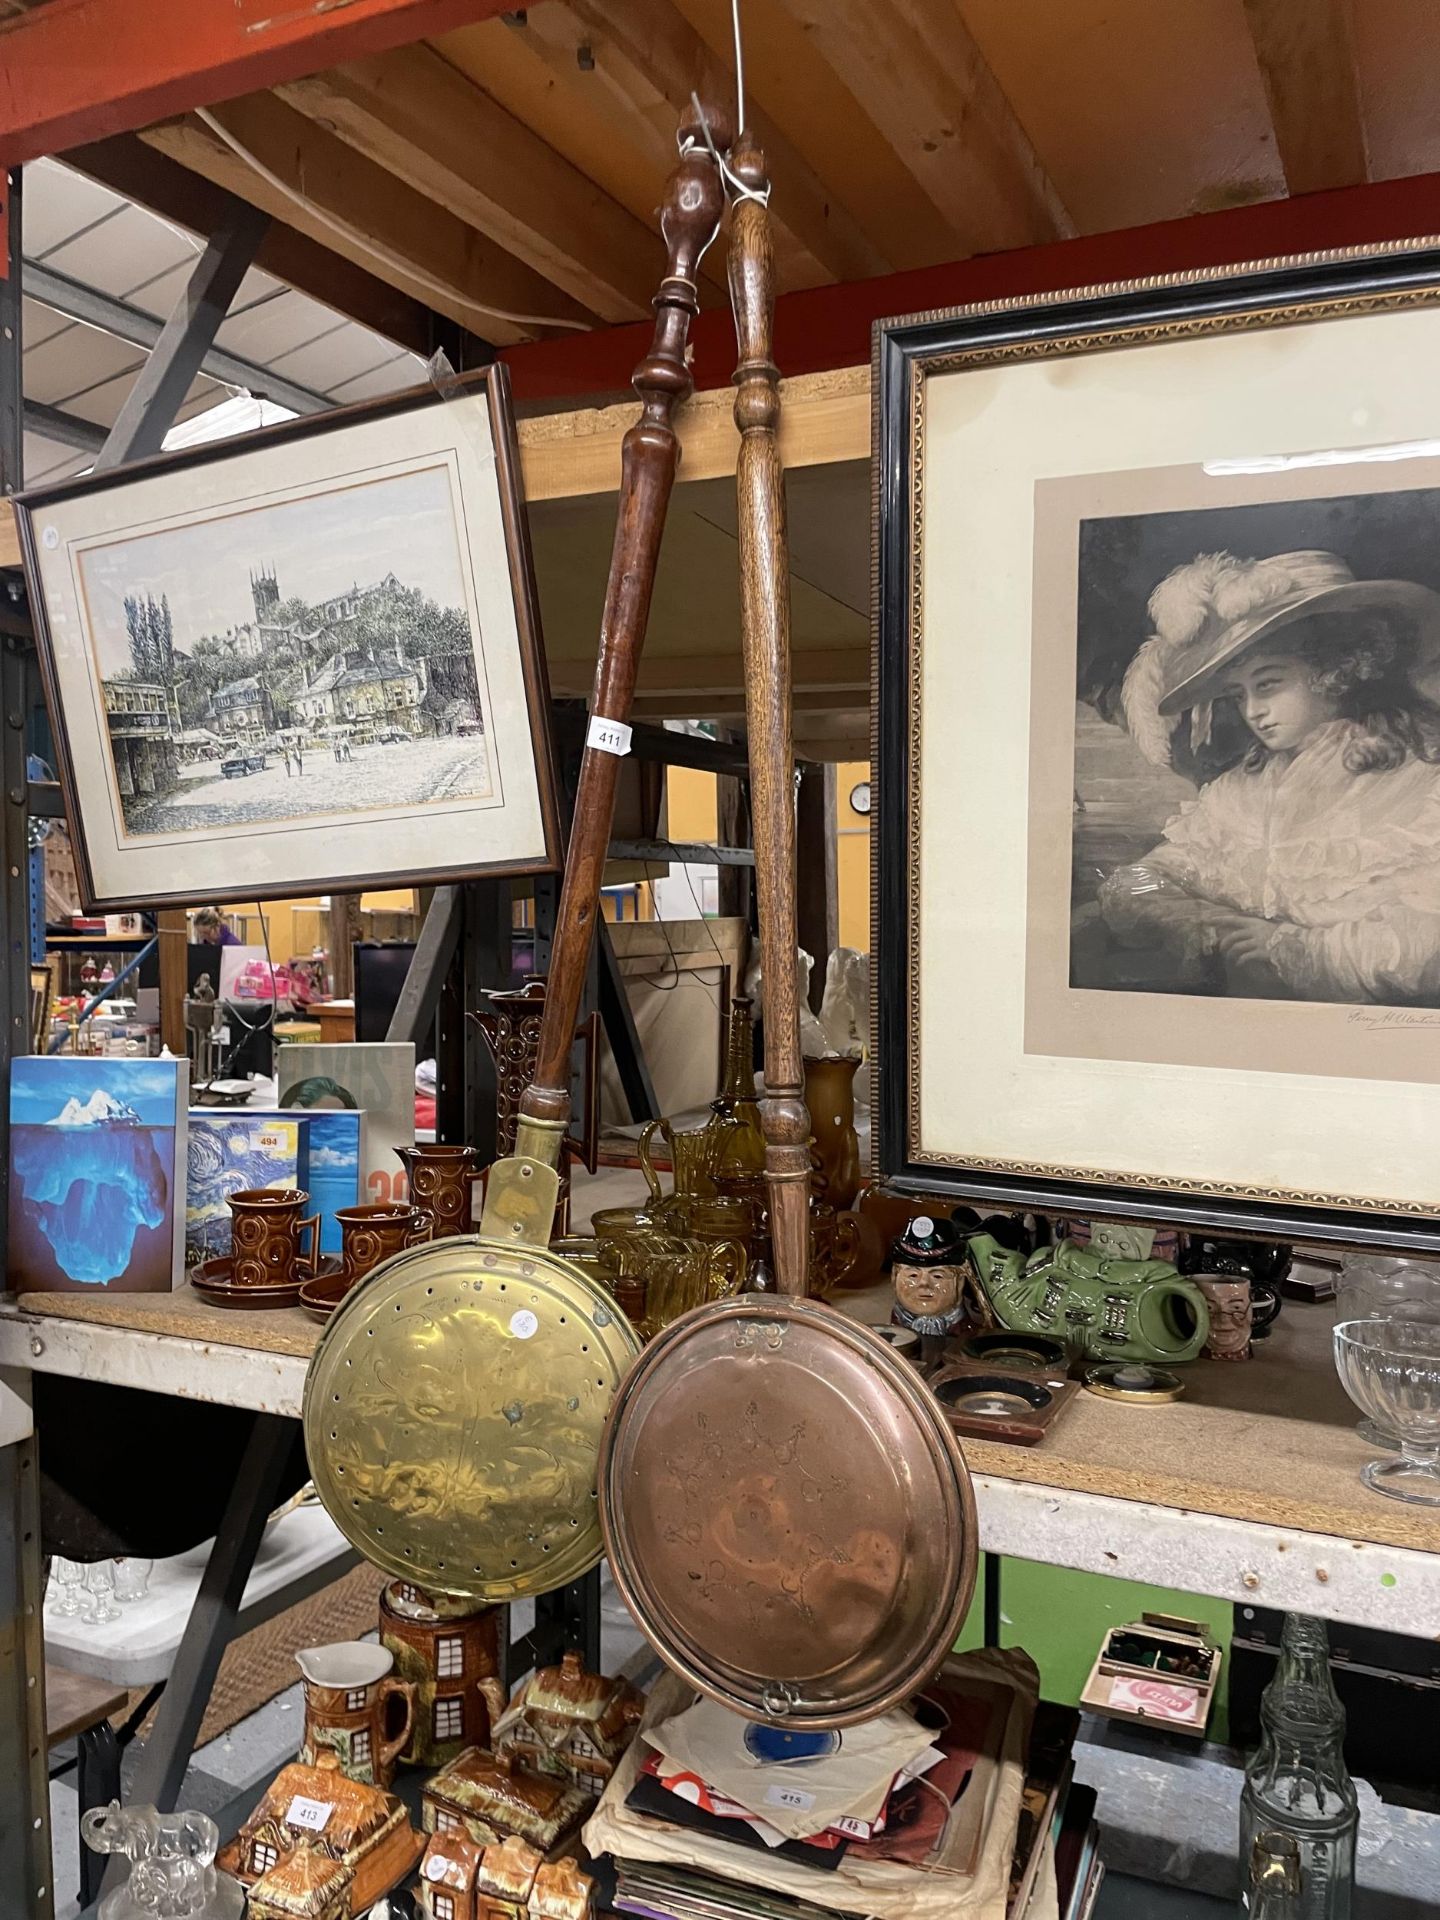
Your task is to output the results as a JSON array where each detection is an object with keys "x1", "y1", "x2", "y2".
[
  {"x1": 81, "y1": 1803, "x2": 243, "y2": 1919},
  {"x1": 295, "y1": 1641, "x2": 415, "y2": 1788},
  {"x1": 969, "y1": 1233, "x2": 1210, "y2": 1367}
]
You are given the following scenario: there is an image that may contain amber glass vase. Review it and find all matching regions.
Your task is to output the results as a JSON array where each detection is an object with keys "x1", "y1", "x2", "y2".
[{"x1": 804, "y1": 1055, "x2": 863, "y2": 1211}]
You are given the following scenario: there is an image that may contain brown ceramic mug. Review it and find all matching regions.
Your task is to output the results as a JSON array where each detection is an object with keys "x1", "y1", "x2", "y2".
[
  {"x1": 227, "y1": 1188, "x2": 319, "y2": 1287},
  {"x1": 336, "y1": 1203, "x2": 431, "y2": 1285},
  {"x1": 1197, "y1": 1274, "x2": 1253, "y2": 1361},
  {"x1": 395, "y1": 1144, "x2": 480, "y2": 1240}
]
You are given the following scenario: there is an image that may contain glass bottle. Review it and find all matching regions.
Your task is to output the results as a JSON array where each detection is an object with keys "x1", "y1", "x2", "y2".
[
  {"x1": 1239, "y1": 1614, "x2": 1357, "y2": 1919},
  {"x1": 711, "y1": 996, "x2": 767, "y2": 1178}
]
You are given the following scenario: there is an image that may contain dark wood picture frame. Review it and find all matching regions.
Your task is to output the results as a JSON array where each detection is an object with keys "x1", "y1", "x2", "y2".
[
  {"x1": 874, "y1": 240, "x2": 1440, "y2": 1254},
  {"x1": 16, "y1": 364, "x2": 561, "y2": 910}
]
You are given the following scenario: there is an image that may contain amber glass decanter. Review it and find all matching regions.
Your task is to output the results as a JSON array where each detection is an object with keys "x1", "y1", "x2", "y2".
[
  {"x1": 711, "y1": 995, "x2": 767, "y2": 1179},
  {"x1": 1239, "y1": 1614, "x2": 1356, "y2": 1919}
]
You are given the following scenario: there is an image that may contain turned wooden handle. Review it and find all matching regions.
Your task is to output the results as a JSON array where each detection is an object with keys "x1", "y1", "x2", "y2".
[
  {"x1": 729, "y1": 131, "x2": 810, "y2": 1297},
  {"x1": 523, "y1": 111, "x2": 729, "y2": 1127}
]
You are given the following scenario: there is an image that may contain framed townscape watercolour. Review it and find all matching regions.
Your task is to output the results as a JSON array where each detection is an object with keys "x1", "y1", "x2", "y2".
[
  {"x1": 16, "y1": 366, "x2": 560, "y2": 907},
  {"x1": 875, "y1": 241, "x2": 1440, "y2": 1252}
]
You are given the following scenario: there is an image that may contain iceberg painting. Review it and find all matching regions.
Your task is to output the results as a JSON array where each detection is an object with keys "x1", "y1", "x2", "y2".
[{"x1": 8, "y1": 1057, "x2": 187, "y2": 1293}]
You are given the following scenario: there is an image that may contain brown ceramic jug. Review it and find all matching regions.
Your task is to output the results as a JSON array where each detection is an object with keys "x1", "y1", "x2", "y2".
[
  {"x1": 227, "y1": 1188, "x2": 319, "y2": 1287},
  {"x1": 295, "y1": 1642, "x2": 415, "y2": 1788},
  {"x1": 335, "y1": 1202, "x2": 431, "y2": 1285},
  {"x1": 394, "y1": 1144, "x2": 479, "y2": 1240}
]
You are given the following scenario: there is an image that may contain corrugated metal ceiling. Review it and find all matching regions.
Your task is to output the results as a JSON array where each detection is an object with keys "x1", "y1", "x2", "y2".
[{"x1": 20, "y1": 156, "x2": 426, "y2": 487}]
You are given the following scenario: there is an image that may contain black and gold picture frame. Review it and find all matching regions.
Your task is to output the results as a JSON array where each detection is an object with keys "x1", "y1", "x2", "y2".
[{"x1": 875, "y1": 240, "x2": 1440, "y2": 1252}]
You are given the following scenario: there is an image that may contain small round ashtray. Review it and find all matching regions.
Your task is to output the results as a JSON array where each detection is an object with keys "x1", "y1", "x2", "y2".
[
  {"x1": 935, "y1": 1372, "x2": 1053, "y2": 1419},
  {"x1": 871, "y1": 1324, "x2": 922, "y2": 1360},
  {"x1": 961, "y1": 1330, "x2": 1069, "y2": 1371},
  {"x1": 1083, "y1": 1361, "x2": 1185, "y2": 1404}
]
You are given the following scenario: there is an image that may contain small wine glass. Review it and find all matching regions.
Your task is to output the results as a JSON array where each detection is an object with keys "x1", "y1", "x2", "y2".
[
  {"x1": 112, "y1": 1558, "x2": 153, "y2": 1604},
  {"x1": 49, "y1": 1556, "x2": 85, "y2": 1617},
  {"x1": 82, "y1": 1559, "x2": 122, "y2": 1624}
]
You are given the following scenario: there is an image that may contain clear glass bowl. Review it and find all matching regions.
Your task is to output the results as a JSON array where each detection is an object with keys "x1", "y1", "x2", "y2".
[
  {"x1": 1333, "y1": 1318, "x2": 1440, "y2": 1506},
  {"x1": 1336, "y1": 1257, "x2": 1440, "y2": 1448}
]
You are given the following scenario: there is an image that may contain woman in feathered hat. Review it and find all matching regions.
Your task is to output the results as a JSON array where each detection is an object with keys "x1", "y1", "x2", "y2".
[{"x1": 1098, "y1": 549, "x2": 1440, "y2": 1002}]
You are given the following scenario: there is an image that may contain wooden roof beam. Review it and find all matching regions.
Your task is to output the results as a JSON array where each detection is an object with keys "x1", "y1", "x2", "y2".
[
  {"x1": 0, "y1": 0, "x2": 519, "y2": 167},
  {"x1": 774, "y1": 0, "x2": 1071, "y2": 253},
  {"x1": 141, "y1": 96, "x2": 596, "y2": 349},
  {"x1": 1242, "y1": 0, "x2": 1369, "y2": 195},
  {"x1": 277, "y1": 45, "x2": 665, "y2": 323},
  {"x1": 513, "y1": 0, "x2": 892, "y2": 286},
  {"x1": 66, "y1": 133, "x2": 434, "y2": 355}
]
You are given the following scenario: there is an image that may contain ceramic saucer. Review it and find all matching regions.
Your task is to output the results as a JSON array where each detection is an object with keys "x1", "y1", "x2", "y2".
[{"x1": 192, "y1": 1254, "x2": 341, "y2": 1313}]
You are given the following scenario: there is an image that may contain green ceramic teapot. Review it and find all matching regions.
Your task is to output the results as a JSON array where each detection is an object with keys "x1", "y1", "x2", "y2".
[{"x1": 968, "y1": 1233, "x2": 1209, "y2": 1366}]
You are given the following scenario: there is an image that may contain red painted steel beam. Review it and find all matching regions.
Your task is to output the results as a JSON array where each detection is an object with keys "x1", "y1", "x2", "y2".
[
  {"x1": 0, "y1": 0, "x2": 517, "y2": 166},
  {"x1": 501, "y1": 170, "x2": 1440, "y2": 404}
]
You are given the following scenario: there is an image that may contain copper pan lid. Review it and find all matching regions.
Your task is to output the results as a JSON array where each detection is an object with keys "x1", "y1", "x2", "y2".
[{"x1": 599, "y1": 1296, "x2": 978, "y2": 1727}]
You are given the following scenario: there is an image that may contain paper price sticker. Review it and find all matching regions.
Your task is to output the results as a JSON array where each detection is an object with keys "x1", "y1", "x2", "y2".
[
  {"x1": 509, "y1": 1309, "x2": 539, "y2": 1340},
  {"x1": 763, "y1": 1784, "x2": 816, "y2": 1813},
  {"x1": 285, "y1": 1796, "x2": 334, "y2": 1833},
  {"x1": 587, "y1": 715, "x2": 632, "y2": 757}
]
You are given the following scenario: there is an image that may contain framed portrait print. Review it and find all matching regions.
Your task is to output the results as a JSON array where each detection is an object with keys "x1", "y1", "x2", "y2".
[
  {"x1": 16, "y1": 365, "x2": 560, "y2": 909},
  {"x1": 875, "y1": 240, "x2": 1440, "y2": 1252}
]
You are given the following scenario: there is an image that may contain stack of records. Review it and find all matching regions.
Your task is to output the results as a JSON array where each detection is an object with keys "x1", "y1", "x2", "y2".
[
  {"x1": 1006, "y1": 1704, "x2": 1101, "y2": 1920},
  {"x1": 615, "y1": 1862, "x2": 861, "y2": 1920},
  {"x1": 628, "y1": 1674, "x2": 1015, "y2": 1874}
]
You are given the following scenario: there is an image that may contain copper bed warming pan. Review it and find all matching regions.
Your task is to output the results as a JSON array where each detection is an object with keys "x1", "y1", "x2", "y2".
[
  {"x1": 302, "y1": 118, "x2": 727, "y2": 1606},
  {"x1": 599, "y1": 1296, "x2": 979, "y2": 1727}
]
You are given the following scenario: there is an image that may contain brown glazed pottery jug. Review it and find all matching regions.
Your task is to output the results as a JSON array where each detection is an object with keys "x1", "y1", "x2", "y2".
[
  {"x1": 804, "y1": 1055, "x2": 864, "y2": 1211},
  {"x1": 336, "y1": 1203, "x2": 431, "y2": 1286},
  {"x1": 295, "y1": 1641, "x2": 415, "y2": 1788},
  {"x1": 227, "y1": 1188, "x2": 319, "y2": 1287},
  {"x1": 394, "y1": 1144, "x2": 479, "y2": 1239}
]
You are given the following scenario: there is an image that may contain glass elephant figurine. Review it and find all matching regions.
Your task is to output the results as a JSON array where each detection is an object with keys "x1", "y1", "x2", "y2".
[
  {"x1": 81, "y1": 1803, "x2": 244, "y2": 1920},
  {"x1": 968, "y1": 1233, "x2": 1210, "y2": 1367}
]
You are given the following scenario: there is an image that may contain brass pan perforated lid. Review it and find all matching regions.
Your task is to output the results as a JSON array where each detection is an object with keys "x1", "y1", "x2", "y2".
[
  {"x1": 599, "y1": 1296, "x2": 979, "y2": 1727},
  {"x1": 304, "y1": 1236, "x2": 641, "y2": 1602}
]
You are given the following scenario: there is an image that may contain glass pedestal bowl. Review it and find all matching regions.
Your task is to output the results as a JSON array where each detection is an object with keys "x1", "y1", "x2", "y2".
[
  {"x1": 1337, "y1": 1255, "x2": 1440, "y2": 1448},
  {"x1": 1333, "y1": 1318, "x2": 1440, "y2": 1506}
]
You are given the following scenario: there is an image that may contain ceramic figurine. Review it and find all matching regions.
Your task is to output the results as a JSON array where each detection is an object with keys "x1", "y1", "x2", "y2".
[
  {"x1": 380, "y1": 1581, "x2": 507, "y2": 1768},
  {"x1": 246, "y1": 1848, "x2": 354, "y2": 1920},
  {"x1": 891, "y1": 1215, "x2": 968, "y2": 1340},
  {"x1": 968, "y1": 1233, "x2": 1210, "y2": 1366},
  {"x1": 82, "y1": 1802, "x2": 244, "y2": 1919},
  {"x1": 415, "y1": 1832, "x2": 596, "y2": 1920},
  {"x1": 490, "y1": 1649, "x2": 644, "y2": 1797},
  {"x1": 295, "y1": 1642, "x2": 416, "y2": 1787},
  {"x1": 218, "y1": 1757, "x2": 425, "y2": 1915},
  {"x1": 421, "y1": 1749, "x2": 592, "y2": 1853}
]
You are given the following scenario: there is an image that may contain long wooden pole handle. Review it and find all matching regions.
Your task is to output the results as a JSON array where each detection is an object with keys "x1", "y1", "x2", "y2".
[
  {"x1": 729, "y1": 131, "x2": 810, "y2": 1298},
  {"x1": 520, "y1": 112, "x2": 728, "y2": 1149}
]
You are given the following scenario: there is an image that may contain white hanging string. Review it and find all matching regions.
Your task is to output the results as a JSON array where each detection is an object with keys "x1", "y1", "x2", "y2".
[{"x1": 684, "y1": 92, "x2": 770, "y2": 207}]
